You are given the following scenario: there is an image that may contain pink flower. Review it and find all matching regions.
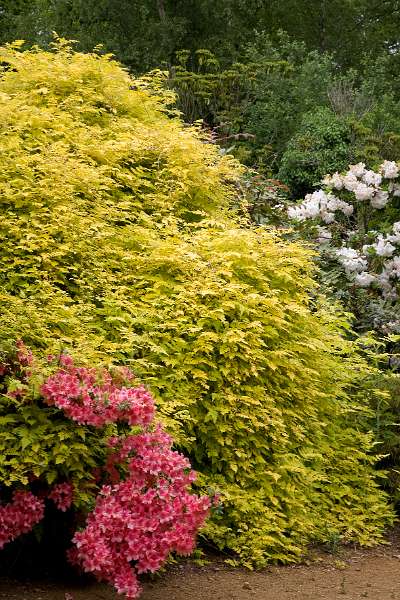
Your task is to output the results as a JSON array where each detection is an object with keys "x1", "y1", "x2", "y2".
[
  {"x1": 0, "y1": 491, "x2": 45, "y2": 549},
  {"x1": 48, "y1": 482, "x2": 74, "y2": 512},
  {"x1": 41, "y1": 360, "x2": 155, "y2": 428}
]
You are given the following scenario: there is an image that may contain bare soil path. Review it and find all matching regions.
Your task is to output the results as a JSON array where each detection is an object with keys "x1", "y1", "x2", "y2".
[{"x1": 1, "y1": 529, "x2": 400, "y2": 600}]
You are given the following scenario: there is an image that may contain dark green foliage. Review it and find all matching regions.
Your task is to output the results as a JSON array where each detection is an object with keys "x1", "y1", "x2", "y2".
[
  {"x1": 278, "y1": 108, "x2": 352, "y2": 197},
  {"x1": 371, "y1": 370, "x2": 400, "y2": 503},
  {"x1": 167, "y1": 37, "x2": 400, "y2": 191},
  {"x1": 240, "y1": 35, "x2": 338, "y2": 172},
  {"x1": 3, "y1": 0, "x2": 400, "y2": 72},
  {"x1": 167, "y1": 38, "x2": 340, "y2": 175}
]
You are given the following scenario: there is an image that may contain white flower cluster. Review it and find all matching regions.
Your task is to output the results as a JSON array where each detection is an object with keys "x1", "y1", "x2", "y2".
[
  {"x1": 287, "y1": 189, "x2": 353, "y2": 223},
  {"x1": 335, "y1": 247, "x2": 368, "y2": 276},
  {"x1": 320, "y1": 161, "x2": 395, "y2": 211},
  {"x1": 288, "y1": 161, "x2": 400, "y2": 317},
  {"x1": 335, "y1": 220, "x2": 400, "y2": 296},
  {"x1": 381, "y1": 160, "x2": 400, "y2": 179}
]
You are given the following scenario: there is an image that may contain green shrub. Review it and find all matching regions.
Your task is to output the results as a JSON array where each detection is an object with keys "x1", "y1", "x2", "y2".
[
  {"x1": 364, "y1": 364, "x2": 400, "y2": 504},
  {"x1": 279, "y1": 107, "x2": 352, "y2": 196},
  {"x1": 0, "y1": 41, "x2": 394, "y2": 566}
]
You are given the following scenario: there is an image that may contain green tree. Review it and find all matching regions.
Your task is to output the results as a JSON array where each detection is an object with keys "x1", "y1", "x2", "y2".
[{"x1": 2, "y1": 0, "x2": 400, "y2": 72}]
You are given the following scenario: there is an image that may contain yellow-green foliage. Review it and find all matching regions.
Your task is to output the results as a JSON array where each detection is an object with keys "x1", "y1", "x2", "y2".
[{"x1": 0, "y1": 41, "x2": 394, "y2": 565}]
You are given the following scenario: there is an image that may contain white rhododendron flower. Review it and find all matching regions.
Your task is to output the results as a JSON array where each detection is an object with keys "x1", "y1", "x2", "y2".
[
  {"x1": 389, "y1": 222, "x2": 400, "y2": 244},
  {"x1": 386, "y1": 256, "x2": 400, "y2": 278},
  {"x1": 287, "y1": 190, "x2": 353, "y2": 223},
  {"x1": 393, "y1": 256, "x2": 400, "y2": 277},
  {"x1": 355, "y1": 272, "x2": 376, "y2": 287},
  {"x1": 354, "y1": 183, "x2": 374, "y2": 201},
  {"x1": 326, "y1": 196, "x2": 353, "y2": 216},
  {"x1": 376, "y1": 269, "x2": 397, "y2": 299},
  {"x1": 316, "y1": 226, "x2": 332, "y2": 244},
  {"x1": 287, "y1": 161, "x2": 400, "y2": 310},
  {"x1": 335, "y1": 247, "x2": 368, "y2": 273},
  {"x1": 321, "y1": 211, "x2": 335, "y2": 223},
  {"x1": 322, "y1": 174, "x2": 332, "y2": 186},
  {"x1": 287, "y1": 205, "x2": 303, "y2": 220},
  {"x1": 374, "y1": 236, "x2": 396, "y2": 257},
  {"x1": 302, "y1": 193, "x2": 321, "y2": 218},
  {"x1": 377, "y1": 270, "x2": 391, "y2": 286},
  {"x1": 370, "y1": 190, "x2": 389, "y2": 209},
  {"x1": 331, "y1": 172, "x2": 343, "y2": 189},
  {"x1": 342, "y1": 172, "x2": 358, "y2": 192},
  {"x1": 349, "y1": 162, "x2": 366, "y2": 178},
  {"x1": 336, "y1": 247, "x2": 359, "y2": 260},
  {"x1": 363, "y1": 170, "x2": 382, "y2": 187},
  {"x1": 380, "y1": 160, "x2": 399, "y2": 179},
  {"x1": 287, "y1": 190, "x2": 352, "y2": 222},
  {"x1": 341, "y1": 202, "x2": 354, "y2": 216}
]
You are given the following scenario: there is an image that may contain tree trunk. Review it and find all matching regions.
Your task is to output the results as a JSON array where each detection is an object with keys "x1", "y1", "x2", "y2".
[{"x1": 157, "y1": 0, "x2": 166, "y2": 21}]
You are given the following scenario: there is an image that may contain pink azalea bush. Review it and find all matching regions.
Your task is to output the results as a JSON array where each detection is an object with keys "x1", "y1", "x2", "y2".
[
  {"x1": 0, "y1": 344, "x2": 210, "y2": 599},
  {"x1": 70, "y1": 429, "x2": 210, "y2": 598}
]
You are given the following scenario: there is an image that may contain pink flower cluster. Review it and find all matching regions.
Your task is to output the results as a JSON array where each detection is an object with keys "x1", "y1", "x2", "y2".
[
  {"x1": 41, "y1": 358, "x2": 154, "y2": 427},
  {"x1": 1, "y1": 347, "x2": 210, "y2": 600},
  {"x1": 48, "y1": 482, "x2": 74, "y2": 512},
  {"x1": 0, "y1": 491, "x2": 45, "y2": 549},
  {"x1": 71, "y1": 426, "x2": 210, "y2": 599}
]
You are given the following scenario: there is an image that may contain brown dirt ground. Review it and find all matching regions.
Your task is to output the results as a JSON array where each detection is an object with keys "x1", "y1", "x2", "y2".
[{"x1": 2, "y1": 529, "x2": 400, "y2": 600}]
